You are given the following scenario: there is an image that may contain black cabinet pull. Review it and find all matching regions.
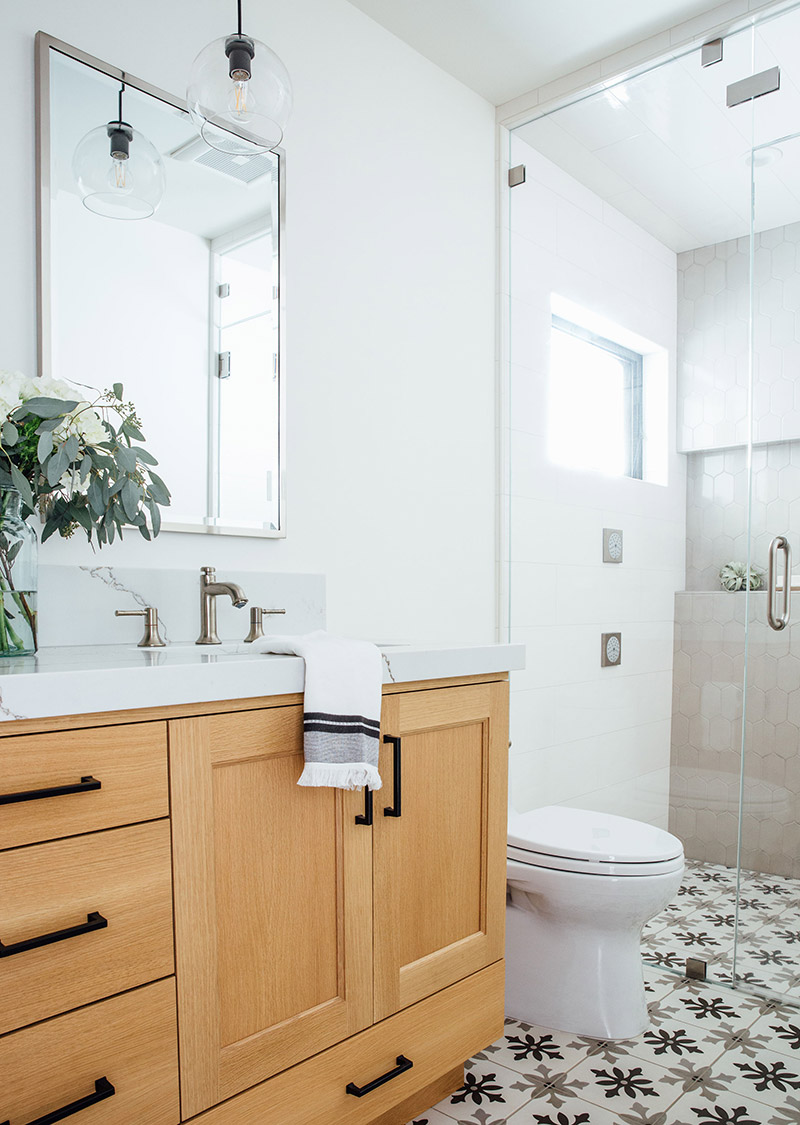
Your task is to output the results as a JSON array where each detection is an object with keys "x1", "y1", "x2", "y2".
[
  {"x1": 355, "y1": 787, "x2": 373, "y2": 826},
  {"x1": 1, "y1": 1076, "x2": 115, "y2": 1125},
  {"x1": 0, "y1": 776, "x2": 101, "y2": 807},
  {"x1": 346, "y1": 1055, "x2": 413, "y2": 1097},
  {"x1": 383, "y1": 736, "x2": 402, "y2": 818},
  {"x1": 0, "y1": 912, "x2": 108, "y2": 958}
]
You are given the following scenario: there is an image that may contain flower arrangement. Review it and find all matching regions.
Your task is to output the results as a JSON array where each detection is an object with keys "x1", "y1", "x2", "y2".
[
  {"x1": 0, "y1": 370, "x2": 170, "y2": 655},
  {"x1": 0, "y1": 371, "x2": 170, "y2": 544},
  {"x1": 719, "y1": 561, "x2": 764, "y2": 591}
]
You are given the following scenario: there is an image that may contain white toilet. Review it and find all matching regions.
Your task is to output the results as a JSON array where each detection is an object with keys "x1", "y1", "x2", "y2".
[{"x1": 505, "y1": 805, "x2": 684, "y2": 1040}]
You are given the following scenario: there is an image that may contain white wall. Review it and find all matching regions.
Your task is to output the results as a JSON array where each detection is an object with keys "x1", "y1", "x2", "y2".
[
  {"x1": 506, "y1": 135, "x2": 686, "y2": 829},
  {"x1": 0, "y1": 0, "x2": 497, "y2": 644}
]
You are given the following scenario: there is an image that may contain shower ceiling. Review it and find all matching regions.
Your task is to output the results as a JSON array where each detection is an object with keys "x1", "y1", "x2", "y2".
[{"x1": 514, "y1": 8, "x2": 800, "y2": 252}]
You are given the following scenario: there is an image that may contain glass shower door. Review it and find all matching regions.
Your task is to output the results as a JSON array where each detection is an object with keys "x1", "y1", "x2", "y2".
[{"x1": 732, "y1": 111, "x2": 800, "y2": 998}]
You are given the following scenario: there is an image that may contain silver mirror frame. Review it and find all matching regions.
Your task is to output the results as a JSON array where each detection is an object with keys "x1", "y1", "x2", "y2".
[{"x1": 35, "y1": 31, "x2": 287, "y2": 539}]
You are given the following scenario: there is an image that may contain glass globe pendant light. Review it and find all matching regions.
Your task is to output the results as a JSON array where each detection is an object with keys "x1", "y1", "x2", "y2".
[
  {"x1": 187, "y1": 0, "x2": 292, "y2": 156},
  {"x1": 72, "y1": 81, "x2": 166, "y2": 220}
]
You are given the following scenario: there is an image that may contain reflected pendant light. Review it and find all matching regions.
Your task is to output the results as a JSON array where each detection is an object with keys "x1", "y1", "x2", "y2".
[
  {"x1": 72, "y1": 81, "x2": 166, "y2": 220},
  {"x1": 187, "y1": 0, "x2": 292, "y2": 156}
]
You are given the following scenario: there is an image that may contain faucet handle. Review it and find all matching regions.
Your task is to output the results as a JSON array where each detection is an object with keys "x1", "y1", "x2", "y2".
[
  {"x1": 115, "y1": 607, "x2": 166, "y2": 648},
  {"x1": 244, "y1": 607, "x2": 286, "y2": 644}
]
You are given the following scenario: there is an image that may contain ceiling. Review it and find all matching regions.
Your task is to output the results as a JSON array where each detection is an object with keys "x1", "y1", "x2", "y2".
[
  {"x1": 515, "y1": 7, "x2": 800, "y2": 251},
  {"x1": 346, "y1": 0, "x2": 738, "y2": 106}
]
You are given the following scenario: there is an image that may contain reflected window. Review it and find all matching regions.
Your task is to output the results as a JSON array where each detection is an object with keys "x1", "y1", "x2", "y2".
[{"x1": 549, "y1": 316, "x2": 643, "y2": 479}]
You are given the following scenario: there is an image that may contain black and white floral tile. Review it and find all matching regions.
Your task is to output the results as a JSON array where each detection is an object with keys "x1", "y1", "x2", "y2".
[
  {"x1": 408, "y1": 860, "x2": 800, "y2": 1125},
  {"x1": 406, "y1": 968, "x2": 800, "y2": 1124},
  {"x1": 642, "y1": 860, "x2": 800, "y2": 999}
]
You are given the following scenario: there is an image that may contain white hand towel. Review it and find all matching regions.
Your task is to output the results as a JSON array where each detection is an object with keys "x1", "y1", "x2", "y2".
[{"x1": 255, "y1": 630, "x2": 383, "y2": 790}]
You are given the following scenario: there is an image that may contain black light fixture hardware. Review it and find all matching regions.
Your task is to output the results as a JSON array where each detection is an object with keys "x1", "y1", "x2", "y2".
[
  {"x1": 0, "y1": 774, "x2": 101, "y2": 806},
  {"x1": 0, "y1": 911, "x2": 108, "y2": 958},
  {"x1": 0, "y1": 1076, "x2": 115, "y2": 1125},
  {"x1": 382, "y1": 735, "x2": 402, "y2": 818},
  {"x1": 346, "y1": 1055, "x2": 414, "y2": 1097}
]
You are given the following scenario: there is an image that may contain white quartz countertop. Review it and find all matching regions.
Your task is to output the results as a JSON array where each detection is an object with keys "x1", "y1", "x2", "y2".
[{"x1": 0, "y1": 641, "x2": 526, "y2": 723}]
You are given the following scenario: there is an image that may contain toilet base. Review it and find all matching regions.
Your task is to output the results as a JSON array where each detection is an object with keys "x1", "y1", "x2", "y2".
[{"x1": 504, "y1": 899, "x2": 652, "y2": 1040}]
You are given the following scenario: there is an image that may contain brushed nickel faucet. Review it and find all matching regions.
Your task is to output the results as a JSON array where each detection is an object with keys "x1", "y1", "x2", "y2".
[{"x1": 196, "y1": 566, "x2": 248, "y2": 645}]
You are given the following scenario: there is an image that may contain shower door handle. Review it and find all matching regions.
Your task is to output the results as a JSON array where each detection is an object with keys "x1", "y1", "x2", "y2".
[{"x1": 768, "y1": 535, "x2": 792, "y2": 631}]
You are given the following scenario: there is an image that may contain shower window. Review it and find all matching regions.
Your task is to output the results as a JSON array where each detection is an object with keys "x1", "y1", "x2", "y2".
[{"x1": 549, "y1": 316, "x2": 644, "y2": 479}]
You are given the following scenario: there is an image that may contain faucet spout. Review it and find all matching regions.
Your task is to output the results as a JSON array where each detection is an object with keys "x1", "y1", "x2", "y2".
[{"x1": 197, "y1": 566, "x2": 249, "y2": 644}]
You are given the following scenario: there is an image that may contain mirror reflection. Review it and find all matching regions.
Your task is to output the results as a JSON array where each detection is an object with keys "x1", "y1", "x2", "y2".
[{"x1": 44, "y1": 46, "x2": 283, "y2": 535}]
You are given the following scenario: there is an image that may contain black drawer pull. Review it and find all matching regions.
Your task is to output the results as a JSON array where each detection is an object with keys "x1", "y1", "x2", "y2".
[
  {"x1": 1, "y1": 1076, "x2": 115, "y2": 1125},
  {"x1": 346, "y1": 1055, "x2": 413, "y2": 1097},
  {"x1": 355, "y1": 787, "x2": 373, "y2": 826},
  {"x1": 0, "y1": 912, "x2": 108, "y2": 958},
  {"x1": 382, "y1": 736, "x2": 402, "y2": 818},
  {"x1": 0, "y1": 776, "x2": 101, "y2": 806}
]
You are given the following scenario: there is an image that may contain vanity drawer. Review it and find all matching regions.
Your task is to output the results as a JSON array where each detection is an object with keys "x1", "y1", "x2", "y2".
[
  {"x1": 191, "y1": 960, "x2": 504, "y2": 1125},
  {"x1": 0, "y1": 820, "x2": 174, "y2": 1034},
  {"x1": 0, "y1": 977, "x2": 179, "y2": 1125},
  {"x1": 0, "y1": 721, "x2": 168, "y2": 849}
]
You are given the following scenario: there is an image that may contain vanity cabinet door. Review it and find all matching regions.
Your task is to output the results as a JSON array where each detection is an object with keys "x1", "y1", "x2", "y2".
[
  {"x1": 169, "y1": 706, "x2": 373, "y2": 1119},
  {"x1": 372, "y1": 681, "x2": 508, "y2": 1022}
]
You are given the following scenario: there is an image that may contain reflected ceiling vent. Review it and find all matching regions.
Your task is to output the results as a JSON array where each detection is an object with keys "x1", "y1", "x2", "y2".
[{"x1": 168, "y1": 135, "x2": 274, "y2": 184}]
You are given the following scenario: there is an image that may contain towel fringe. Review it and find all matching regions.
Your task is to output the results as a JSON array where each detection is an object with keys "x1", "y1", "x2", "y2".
[{"x1": 297, "y1": 762, "x2": 383, "y2": 791}]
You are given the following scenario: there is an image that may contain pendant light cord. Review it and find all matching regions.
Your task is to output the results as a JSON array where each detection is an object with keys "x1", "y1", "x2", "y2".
[
  {"x1": 118, "y1": 77, "x2": 126, "y2": 124},
  {"x1": 237, "y1": 0, "x2": 242, "y2": 35}
]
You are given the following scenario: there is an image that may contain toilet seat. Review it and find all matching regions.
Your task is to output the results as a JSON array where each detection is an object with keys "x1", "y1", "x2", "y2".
[{"x1": 507, "y1": 806, "x2": 684, "y2": 878}]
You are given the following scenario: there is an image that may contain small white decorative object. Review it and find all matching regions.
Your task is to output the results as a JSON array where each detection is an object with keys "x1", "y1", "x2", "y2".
[{"x1": 719, "y1": 562, "x2": 763, "y2": 591}]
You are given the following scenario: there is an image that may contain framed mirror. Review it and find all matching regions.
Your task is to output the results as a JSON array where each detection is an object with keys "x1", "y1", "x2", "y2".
[{"x1": 36, "y1": 33, "x2": 285, "y2": 537}]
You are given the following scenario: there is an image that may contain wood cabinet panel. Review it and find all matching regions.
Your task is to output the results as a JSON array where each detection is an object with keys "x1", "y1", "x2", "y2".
[
  {"x1": 170, "y1": 706, "x2": 373, "y2": 1118},
  {"x1": 0, "y1": 819, "x2": 174, "y2": 1034},
  {"x1": 0, "y1": 722, "x2": 168, "y2": 849},
  {"x1": 373, "y1": 682, "x2": 508, "y2": 1020},
  {"x1": 0, "y1": 978, "x2": 179, "y2": 1125},
  {"x1": 189, "y1": 961, "x2": 504, "y2": 1125}
]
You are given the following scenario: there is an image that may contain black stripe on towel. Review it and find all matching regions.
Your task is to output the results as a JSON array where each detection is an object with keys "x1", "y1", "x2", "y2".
[
  {"x1": 303, "y1": 722, "x2": 380, "y2": 739},
  {"x1": 305, "y1": 712, "x2": 380, "y2": 729}
]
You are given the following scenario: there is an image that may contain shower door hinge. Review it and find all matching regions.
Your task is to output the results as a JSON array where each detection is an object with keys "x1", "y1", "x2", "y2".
[
  {"x1": 217, "y1": 282, "x2": 230, "y2": 298},
  {"x1": 701, "y1": 38, "x2": 723, "y2": 67},
  {"x1": 727, "y1": 66, "x2": 780, "y2": 108},
  {"x1": 686, "y1": 957, "x2": 707, "y2": 981},
  {"x1": 508, "y1": 164, "x2": 526, "y2": 188},
  {"x1": 216, "y1": 351, "x2": 231, "y2": 379}
]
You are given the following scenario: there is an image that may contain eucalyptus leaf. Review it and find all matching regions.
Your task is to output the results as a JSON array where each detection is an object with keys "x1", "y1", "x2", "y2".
[
  {"x1": 79, "y1": 454, "x2": 92, "y2": 480},
  {"x1": 23, "y1": 397, "x2": 79, "y2": 419},
  {"x1": 2, "y1": 422, "x2": 18, "y2": 446},
  {"x1": 87, "y1": 477, "x2": 105, "y2": 517},
  {"x1": 138, "y1": 521, "x2": 151, "y2": 541},
  {"x1": 64, "y1": 434, "x2": 80, "y2": 463},
  {"x1": 115, "y1": 445, "x2": 137, "y2": 473},
  {"x1": 35, "y1": 418, "x2": 62, "y2": 433},
  {"x1": 9, "y1": 465, "x2": 34, "y2": 512},
  {"x1": 46, "y1": 447, "x2": 69, "y2": 487},
  {"x1": 147, "y1": 497, "x2": 162, "y2": 537},
  {"x1": 112, "y1": 382, "x2": 124, "y2": 401},
  {"x1": 121, "y1": 479, "x2": 142, "y2": 521},
  {"x1": 37, "y1": 430, "x2": 54, "y2": 462},
  {"x1": 133, "y1": 445, "x2": 158, "y2": 466},
  {"x1": 147, "y1": 471, "x2": 171, "y2": 506}
]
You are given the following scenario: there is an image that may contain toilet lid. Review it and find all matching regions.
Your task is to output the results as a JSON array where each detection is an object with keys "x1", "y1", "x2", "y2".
[{"x1": 507, "y1": 806, "x2": 683, "y2": 865}]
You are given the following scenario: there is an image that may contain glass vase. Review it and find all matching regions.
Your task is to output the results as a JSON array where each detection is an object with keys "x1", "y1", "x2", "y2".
[{"x1": 0, "y1": 489, "x2": 38, "y2": 656}]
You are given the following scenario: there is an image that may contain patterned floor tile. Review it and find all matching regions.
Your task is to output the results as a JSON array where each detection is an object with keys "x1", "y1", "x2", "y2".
[
  {"x1": 406, "y1": 1111, "x2": 456, "y2": 1125},
  {"x1": 431, "y1": 1059, "x2": 534, "y2": 1122},
  {"x1": 656, "y1": 980, "x2": 763, "y2": 1032},
  {"x1": 472, "y1": 1018, "x2": 595, "y2": 1076},
  {"x1": 709, "y1": 1043, "x2": 800, "y2": 1110},
  {"x1": 624, "y1": 1016, "x2": 730, "y2": 1069},
  {"x1": 664, "y1": 1089, "x2": 783, "y2": 1124},
  {"x1": 746, "y1": 1008, "x2": 800, "y2": 1060},
  {"x1": 562, "y1": 1054, "x2": 680, "y2": 1112},
  {"x1": 506, "y1": 1095, "x2": 668, "y2": 1123}
]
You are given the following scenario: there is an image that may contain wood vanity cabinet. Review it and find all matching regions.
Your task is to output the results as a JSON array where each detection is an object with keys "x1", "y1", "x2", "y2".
[{"x1": 0, "y1": 673, "x2": 508, "y2": 1125}]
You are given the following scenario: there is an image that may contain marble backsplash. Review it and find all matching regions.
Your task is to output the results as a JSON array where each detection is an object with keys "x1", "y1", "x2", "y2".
[{"x1": 36, "y1": 565, "x2": 326, "y2": 648}]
